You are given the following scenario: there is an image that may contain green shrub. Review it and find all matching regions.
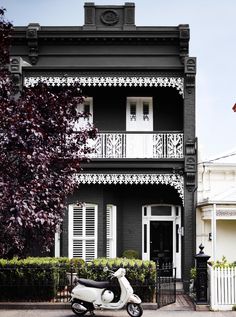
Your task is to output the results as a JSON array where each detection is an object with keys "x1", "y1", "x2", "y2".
[
  {"x1": 122, "y1": 249, "x2": 139, "y2": 259},
  {"x1": 211, "y1": 256, "x2": 236, "y2": 268},
  {"x1": 0, "y1": 257, "x2": 85, "y2": 301},
  {"x1": 0, "y1": 257, "x2": 156, "y2": 302},
  {"x1": 0, "y1": 257, "x2": 59, "y2": 301},
  {"x1": 85, "y1": 258, "x2": 156, "y2": 302},
  {"x1": 190, "y1": 267, "x2": 196, "y2": 279}
]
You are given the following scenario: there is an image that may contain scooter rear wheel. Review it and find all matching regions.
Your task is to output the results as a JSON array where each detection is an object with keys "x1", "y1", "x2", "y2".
[{"x1": 126, "y1": 303, "x2": 143, "y2": 317}]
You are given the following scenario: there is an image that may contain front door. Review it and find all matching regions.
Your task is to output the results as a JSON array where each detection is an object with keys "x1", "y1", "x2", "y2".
[
  {"x1": 142, "y1": 205, "x2": 182, "y2": 279},
  {"x1": 150, "y1": 221, "x2": 173, "y2": 267}
]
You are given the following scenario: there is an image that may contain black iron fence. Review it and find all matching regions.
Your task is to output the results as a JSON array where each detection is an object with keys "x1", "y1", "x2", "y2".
[
  {"x1": 0, "y1": 264, "x2": 155, "y2": 303},
  {"x1": 156, "y1": 263, "x2": 176, "y2": 308},
  {"x1": 0, "y1": 264, "x2": 74, "y2": 302}
]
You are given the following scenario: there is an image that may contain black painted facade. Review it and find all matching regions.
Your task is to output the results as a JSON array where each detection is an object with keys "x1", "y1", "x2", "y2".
[{"x1": 10, "y1": 2, "x2": 197, "y2": 291}]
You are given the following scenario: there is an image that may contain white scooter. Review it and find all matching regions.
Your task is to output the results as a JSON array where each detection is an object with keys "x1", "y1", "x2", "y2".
[{"x1": 70, "y1": 267, "x2": 143, "y2": 317}]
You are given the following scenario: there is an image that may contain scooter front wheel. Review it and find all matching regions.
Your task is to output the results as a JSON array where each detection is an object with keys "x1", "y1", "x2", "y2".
[
  {"x1": 126, "y1": 303, "x2": 143, "y2": 317},
  {"x1": 71, "y1": 302, "x2": 87, "y2": 316}
]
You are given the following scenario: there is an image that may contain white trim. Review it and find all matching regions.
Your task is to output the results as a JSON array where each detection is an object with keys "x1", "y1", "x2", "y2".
[
  {"x1": 76, "y1": 173, "x2": 184, "y2": 204},
  {"x1": 54, "y1": 230, "x2": 60, "y2": 257},
  {"x1": 106, "y1": 204, "x2": 117, "y2": 258},
  {"x1": 212, "y1": 204, "x2": 217, "y2": 262},
  {"x1": 68, "y1": 203, "x2": 98, "y2": 260},
  {"x1": 24, "y1": 76, "x2": 184, "y2": 96},
  {"x1": 142, "y1": 204, "x2": 182, "y2": 279}
]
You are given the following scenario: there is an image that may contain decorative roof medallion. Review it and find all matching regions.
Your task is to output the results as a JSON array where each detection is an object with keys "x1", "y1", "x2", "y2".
[{"x1": 100, "y1": 10, "x2": 119, "y2": 26}]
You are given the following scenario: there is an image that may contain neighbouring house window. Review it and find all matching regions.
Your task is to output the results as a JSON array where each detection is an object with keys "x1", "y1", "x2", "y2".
[
  {"x1": 68, "y1": 203, "x2": 97, "y2": 261},
  {"x1": 126, "y1": 97, "x2": 153, "y2": 131},
  {"x1": 74, "y1": 97, "x2": 93, "y2": 130},
  {"x1": 106, "y1": 205, "x2": 117, "y2": 258}
]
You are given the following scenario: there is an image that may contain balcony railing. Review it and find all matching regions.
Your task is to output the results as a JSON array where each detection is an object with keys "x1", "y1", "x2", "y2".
[{"x1": 90, "y1": 132, "x2": 183, "y2": 159}]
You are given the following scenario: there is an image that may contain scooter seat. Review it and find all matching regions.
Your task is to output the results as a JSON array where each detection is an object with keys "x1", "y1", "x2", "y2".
[{"x1": 78, "y1": 278, "x2": 110, "y2": 289}]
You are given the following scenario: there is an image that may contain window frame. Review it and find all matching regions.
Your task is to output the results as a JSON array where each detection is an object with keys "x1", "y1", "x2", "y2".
[{"x1": 68, "y1": 203, "x2": 98, "y2": 261}]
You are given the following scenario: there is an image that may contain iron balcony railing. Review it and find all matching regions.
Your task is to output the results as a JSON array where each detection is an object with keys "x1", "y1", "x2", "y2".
[{"x1": 90, "y1": 132, "x2": 183, "y2": 159}]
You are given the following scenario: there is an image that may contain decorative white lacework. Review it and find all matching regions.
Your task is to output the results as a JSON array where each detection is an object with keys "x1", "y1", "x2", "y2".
[
  {"x1": 92, "y1": 133, "x2": 183, "y2": 159},
  {"x1": 24, "y1": 76, "x2": 184, "y2": 96},
  {"x1": 76, "y1": 173, "x2": 184, "y2": 203}
]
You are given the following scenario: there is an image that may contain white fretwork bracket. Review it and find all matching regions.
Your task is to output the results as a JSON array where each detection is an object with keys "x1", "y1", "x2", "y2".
[
  {"x1": 24, "y1": 76, "x2": 184, "y2": 96},
  {"x1": 76, "y1": 173, "x2": 184, "y2": 204}
]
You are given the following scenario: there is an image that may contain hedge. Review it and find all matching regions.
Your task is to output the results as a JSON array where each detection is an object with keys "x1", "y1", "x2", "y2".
[
  {"x1": 0, "y1": 257, "x2": 156, "y2": 302},
  {"x1": 0, "y1": 257, "x2": 84, "y2": 301},
  {"x1": 84, "y1": 258, "x2": 156, "y2": 302}
]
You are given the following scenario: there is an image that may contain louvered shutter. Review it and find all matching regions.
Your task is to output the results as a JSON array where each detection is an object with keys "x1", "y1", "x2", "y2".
[
  {"x1": 106, "y1": 205, "x2": 117, "y2": 258},
  {"x1": 68, "y1": 204, "x2": 97, "y2": 261}
]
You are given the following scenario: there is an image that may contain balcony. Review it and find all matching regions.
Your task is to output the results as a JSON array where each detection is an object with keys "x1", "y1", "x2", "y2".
[{"x1": 90, "y1": 132, "x2": 183, "y2": 159}]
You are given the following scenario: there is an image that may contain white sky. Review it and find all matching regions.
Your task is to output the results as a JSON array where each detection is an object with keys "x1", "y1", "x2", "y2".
[{"x1": 2, "y1": 0, "x2": 236, "y2": 160}]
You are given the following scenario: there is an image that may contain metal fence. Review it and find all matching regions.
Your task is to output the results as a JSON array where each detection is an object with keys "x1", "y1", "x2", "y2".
[
  {"x1": 156, "y1": 263, "x2": 176, "y2": 308},
  {"x1": 0, "y1": 265, "x2": 155, "y2": 303},
  {"x1": 0, "y1": 265, "x2": 75, "y2": 302}
]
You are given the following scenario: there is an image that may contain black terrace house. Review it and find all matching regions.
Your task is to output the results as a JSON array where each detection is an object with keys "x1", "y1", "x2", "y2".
[{"x1": 10, "y1": 3, "x2": 197, "y2": 291}]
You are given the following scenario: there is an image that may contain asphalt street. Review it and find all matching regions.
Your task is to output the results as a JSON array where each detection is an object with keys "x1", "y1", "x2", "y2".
[{"x1": 0, "y1": 310, "x2": 236, "y2": 317}]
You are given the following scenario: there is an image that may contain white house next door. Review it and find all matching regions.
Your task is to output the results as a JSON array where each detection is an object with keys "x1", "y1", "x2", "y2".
[{"x1": 142, "y1": 204, "x2": 182, "y2": 279}]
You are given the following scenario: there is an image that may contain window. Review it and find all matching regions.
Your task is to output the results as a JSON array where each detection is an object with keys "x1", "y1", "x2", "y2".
[
  {"x1": 151, "y1": 205, "x2": 172, "y2": 216},
  {"x1": 130, "y1": 102, "x2": 137, "y2": 121},
  {"x1": 143, "y1": 102, "x2": 149, "y2": 121},
  {"x1": 74, "y1": 97, "x2": 93, "y2": 130},
  {"x1": 106, "y1": 205, "x2": 117, "y2": 258},
  {"x1": 68, "y1": 203, "x2": 97, "y2": 261},
  {"x1": 126, "y1": 97, "x2": 153, "y2": 131}
]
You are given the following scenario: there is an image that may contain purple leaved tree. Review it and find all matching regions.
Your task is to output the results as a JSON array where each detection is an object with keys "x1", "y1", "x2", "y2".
[{"x1": 0, "y1": 9, "x2": 97, "y2": 258}]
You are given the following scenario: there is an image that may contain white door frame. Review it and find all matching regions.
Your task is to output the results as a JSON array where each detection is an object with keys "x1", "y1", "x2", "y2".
[{"x1": 142, "y1": 204, "x2": 182, "y2": 279}]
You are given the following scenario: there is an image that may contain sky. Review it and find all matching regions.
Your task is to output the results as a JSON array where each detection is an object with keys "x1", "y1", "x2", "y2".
[{"x1": 2, "y1": 0, "x2": 236, "y2": 160}]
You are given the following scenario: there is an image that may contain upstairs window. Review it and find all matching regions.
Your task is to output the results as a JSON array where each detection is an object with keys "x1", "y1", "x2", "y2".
[
  {"x1": 74, "y1": 97, "x2": 93, "y2": 130},
  {"x1": 126, "y1": 97, "x2": 153, "y2": 131}
]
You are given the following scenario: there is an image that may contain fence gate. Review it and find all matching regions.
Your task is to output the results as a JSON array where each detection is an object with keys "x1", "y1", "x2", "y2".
[{"x1": 156, "y1": 263, "x2": 176, "y2": 309}]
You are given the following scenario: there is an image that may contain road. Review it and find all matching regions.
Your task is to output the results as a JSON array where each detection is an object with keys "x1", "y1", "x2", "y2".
[{"x1": 0, "y1": 310, "x2": 236, "y2": 317}]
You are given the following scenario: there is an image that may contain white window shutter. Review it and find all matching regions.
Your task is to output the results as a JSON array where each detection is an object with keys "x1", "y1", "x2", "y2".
[
  {"x1": 106, "y1": 205, "x2": 117, "y2": 258},
  {"x1": 68, "y1": 204, "x2": 97, "y2": 260}
]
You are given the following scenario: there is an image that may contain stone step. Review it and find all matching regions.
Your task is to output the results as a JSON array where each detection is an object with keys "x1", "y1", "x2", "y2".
[{"x1": 176, "y1": 281, "x2": 185, "y2": 294}]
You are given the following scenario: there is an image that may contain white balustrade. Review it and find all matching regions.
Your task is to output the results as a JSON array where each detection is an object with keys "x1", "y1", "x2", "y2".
[{"x1": 90, "y1": 132, "x2": 183, "y2": 159}]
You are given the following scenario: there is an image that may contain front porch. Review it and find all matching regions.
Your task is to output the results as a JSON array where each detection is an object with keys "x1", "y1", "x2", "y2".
[{"x1": 64, "y1": 177, "x2": 184, "y2": 274}]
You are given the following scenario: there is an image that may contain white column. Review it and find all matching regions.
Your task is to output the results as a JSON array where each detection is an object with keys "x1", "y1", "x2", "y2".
[{"x1": 211, "y1": 204, "x2": 217, "y2": 261}]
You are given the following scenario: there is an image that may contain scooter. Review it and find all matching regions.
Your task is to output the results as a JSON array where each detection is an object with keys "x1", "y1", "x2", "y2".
[{"x1": 70, "y1": 267, "x2": 143, "y2": 317}]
